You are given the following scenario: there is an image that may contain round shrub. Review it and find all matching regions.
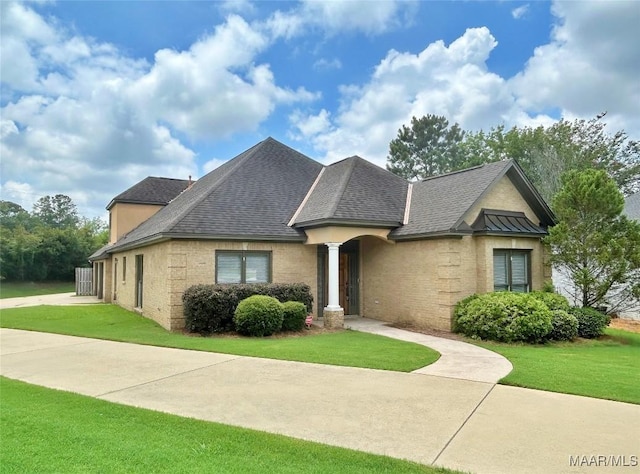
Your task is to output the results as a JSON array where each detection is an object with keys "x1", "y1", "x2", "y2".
[
  {"x1": 234, "y1": 295, "x2": 284, "y2": 337},
  {"x1": 453, "y1": 292, "x2": 553, "y2": 343},
  {"x1": 547, "y1": 310, "x2": 578, "y2": 341},
  {"x1": 531, "y1": 291, "x2": 570, "y2": 311},
  {"x1": 569, "y1": 307, "x2": 610, "y2": 339},
  {"x1": 281, "y1": 301, "x2": 307, "y2": 332},
  {"x1": 451, "y1": 294, "x2": 480, "y2": 333}
]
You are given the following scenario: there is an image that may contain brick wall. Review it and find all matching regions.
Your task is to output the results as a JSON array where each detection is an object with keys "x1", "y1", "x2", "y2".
[{"x1": 112, "y1": 240, "x2": 317, "y2": 330}]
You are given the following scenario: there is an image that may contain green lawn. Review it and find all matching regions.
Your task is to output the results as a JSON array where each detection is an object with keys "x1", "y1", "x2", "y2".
[
  {"x1": 476, "y1": 329, "x2": 640, "y2": 404},
  {"x1": 0, "y1": 305, "x2": 439, "y2": 372},
  {"x1": 0, "y1": 377, "x2": 457, "y2": 474},
  {"x1": 0, "y1": 281, "x2": 75, "y2": 299}
]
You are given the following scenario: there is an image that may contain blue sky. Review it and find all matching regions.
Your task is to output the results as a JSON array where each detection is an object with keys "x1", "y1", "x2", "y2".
[{"x1": 1, "y1": 1, "x2": 639, "y2": 219}]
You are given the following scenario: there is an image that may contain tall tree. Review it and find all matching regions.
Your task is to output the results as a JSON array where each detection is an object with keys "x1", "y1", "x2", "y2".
[
  {"x1": 546, "y1": 169, "x2": 640, "y2": 311},
  {"x1": 460, "y1": 114, "x2": 640, "y2": 203},
  {"x1": 32, "y1": 194, "x2": 79, "y2": 229},
  {"x1": 386, "y1": 115, "x2": 466, "y2": 180}
]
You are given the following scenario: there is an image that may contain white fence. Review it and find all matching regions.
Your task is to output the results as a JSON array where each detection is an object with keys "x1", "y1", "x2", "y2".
[{"x1": 75, "y1": 267, "x2": 93, "y2": 296}]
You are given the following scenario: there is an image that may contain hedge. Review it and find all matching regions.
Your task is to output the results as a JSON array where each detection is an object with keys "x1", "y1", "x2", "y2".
[
  {"x1": 281, "y1": 301, "x2": 308, "y2": 332},
  {"x1": 183, "y1": 283, "x2": 313, "y2": 334}
]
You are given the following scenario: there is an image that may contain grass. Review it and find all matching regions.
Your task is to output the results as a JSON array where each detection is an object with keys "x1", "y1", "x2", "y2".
[
  {"x1": 0, "y1": 377, "x2": 458, "y2": 474},
  {"x1": 476, "y1": 329, "x2": 640, "y2": 404},
  {"x1": 0, "y1": 281, "x2": 75, "y2": 299},
  {"x1": 0, "y1": 305, "x2": 439, "y2": 372}
]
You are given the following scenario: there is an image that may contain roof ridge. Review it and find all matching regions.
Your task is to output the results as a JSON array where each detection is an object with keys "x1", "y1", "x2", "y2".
[
  {"x1": 164, "y1": 139, "x2": 268, "y2": 233},
  {"x1": 328, "y1": 156, "x2": 359, "y2": 218},
  {"x1": 421, "y1": 159, "x2": 511, "y2": 182}
]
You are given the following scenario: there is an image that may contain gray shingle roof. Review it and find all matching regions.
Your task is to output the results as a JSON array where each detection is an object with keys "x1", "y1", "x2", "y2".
[
  {"x1": 390, "y1": 160, "x2": 554, "y2": 239},
  {"x1": 625, "y1": 193, "x2": 640, "y2": 221},
  {"x1": 99, "y1": 139, "x2": 555, "y2": 256},
  {"x1": 109, "y1": 138, "x2": 323, "y2": 251},
  {"x1": 293, "y1": 156, "x2": 408, "y2": 227},
  {"x1": 107, "y1": 177, "x2": 192, "y2": 210}
]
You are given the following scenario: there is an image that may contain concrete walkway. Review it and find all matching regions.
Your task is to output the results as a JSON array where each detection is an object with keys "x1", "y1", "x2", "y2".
[
  {"x1": 1, "y1": 328, "x2": 639, "y2": 474},
  {"x1": 0, "y1": 292, "x2": 98, "y2": 309},
  {"x1": 344, "y1": 317, "x2": 513, "y2": 383}
]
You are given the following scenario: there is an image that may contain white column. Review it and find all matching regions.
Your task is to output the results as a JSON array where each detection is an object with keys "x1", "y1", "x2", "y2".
[{"x1": 325, "y1": 242, "x2": 342, "y2": 311}]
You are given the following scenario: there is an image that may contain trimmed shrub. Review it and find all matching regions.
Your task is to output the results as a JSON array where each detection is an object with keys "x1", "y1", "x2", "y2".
[
  {"x1": 547, "y1": 310, "x2": 578, "y2": 341},
  {"x1": 183, "y1": 285, "x2": 235, "y2": 334},
  {"x1": 281, "y1": 301, "x2": 307, "y2": 332},
  {"x1": 570, "y1": 307, "x2": 610, "y2": 339},
  {"x1": 182, "y1": 283, "x2": 313, "y2": 334},
  {"x1": 234, "y1": 295, "x2": 284, "y2": 337},
  {"x1": 451, "y1": 294, "x2": 480, "y2": 333},
  {"x1": 453, "y1": 292, "x2": 553, "y2": 343},
  {"x1": 531, "y1": 291, "x2": 570, "y2": 311}
]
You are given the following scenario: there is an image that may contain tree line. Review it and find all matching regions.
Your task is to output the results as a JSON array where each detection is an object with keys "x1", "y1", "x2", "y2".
[
  {"x1": 0, "y1": 195, "x2": 108, "y2": 282},
  {"x1": 386, "y1": 112, "x2": 639, "y2": 203},
  {"x1": 386, "y1": 112, "x2": 640, "y2": 312}
]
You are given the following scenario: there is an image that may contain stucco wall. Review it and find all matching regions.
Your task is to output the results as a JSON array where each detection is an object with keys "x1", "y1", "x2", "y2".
[
  {"x1": 111, "y1": 240, "x2": 317, "y2": 330},
  {"x1": 109, "y1": 203, "x2": 164, "y2": 244}
]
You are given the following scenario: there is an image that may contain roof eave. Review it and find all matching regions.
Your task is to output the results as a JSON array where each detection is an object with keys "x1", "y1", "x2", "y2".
[
  {"x1": 293, "y1": 218, "x2": 401, "y2": 230},
  {"x1": 108, "y1": 231, "x2": 307, "y2": 254},
  {"x1": 390, "y1": 230, "x2": 471, "y2": 242}
]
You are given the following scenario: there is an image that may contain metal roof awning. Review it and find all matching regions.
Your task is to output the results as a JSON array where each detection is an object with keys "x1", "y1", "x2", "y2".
[{"x1": 471, "y1": 209, "x2": 548, "y2": 235}]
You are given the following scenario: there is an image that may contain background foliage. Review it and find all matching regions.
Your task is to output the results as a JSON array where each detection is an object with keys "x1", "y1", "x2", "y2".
[{"x1": 0, "y1": 195, "x2": 108, "y2": 282}]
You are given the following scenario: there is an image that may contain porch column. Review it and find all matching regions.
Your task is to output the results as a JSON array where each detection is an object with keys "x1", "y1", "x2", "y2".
[{"x1": 324, "y1": 242, "x2": 344, "y2": 329}]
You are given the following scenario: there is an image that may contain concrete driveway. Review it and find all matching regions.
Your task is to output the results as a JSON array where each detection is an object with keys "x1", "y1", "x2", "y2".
[{"x1": 1, "y1": 328, "x2": 638, "y2": 473}]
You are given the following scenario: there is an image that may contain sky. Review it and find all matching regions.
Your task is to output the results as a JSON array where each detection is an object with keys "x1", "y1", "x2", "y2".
[{"x1": 1, "y1": 0, "x2": 639, "y2": 220}]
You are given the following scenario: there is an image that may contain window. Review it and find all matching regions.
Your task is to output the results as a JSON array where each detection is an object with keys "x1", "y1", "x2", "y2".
[
  {"x1": 493, "y1": 250, "x2": 530, "y2": 292},
  {"x1": 122, "y1": 257, "x2": 127, "y2": 282},
  {"x1": 216, "y1": 251, "x2": 271, "y2": 284}
]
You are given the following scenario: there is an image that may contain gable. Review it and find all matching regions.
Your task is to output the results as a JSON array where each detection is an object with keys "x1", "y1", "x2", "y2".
[{"x1": 463, "y1": 175, "x2": 540, "y2": 228}]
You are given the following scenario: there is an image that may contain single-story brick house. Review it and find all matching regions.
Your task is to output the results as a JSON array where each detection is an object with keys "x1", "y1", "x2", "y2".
[{"x1": 90, "y1": 137, "x2": 555, "y2": 330}]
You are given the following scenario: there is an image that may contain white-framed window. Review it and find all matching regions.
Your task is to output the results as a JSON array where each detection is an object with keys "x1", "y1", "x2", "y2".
[
  {"x1": 215, "y1": 251, "x2": 271, "y2": 284},
  {"x1": 493, "y1": 249, "x2": 531, "y2": 292}
]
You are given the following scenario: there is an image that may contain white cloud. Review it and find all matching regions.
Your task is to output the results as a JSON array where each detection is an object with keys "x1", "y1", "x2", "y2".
[
  {"x1": 299, "y1": 0, "x2": 415, "y2": 35},
  {"x1": 291, "y1": 27, "x2": 526, "y2": 165},
  {"x1": 0, "y1": 4, "x2": 318, "y2": 216},
  {"x1": 202, "y1": 158, "x2": 227, "y2": 174},
  {"x1": 313, "y1": 58, "x2": 342, "y2": 71},
  {"x1": 219, "y1": 0, "x2": 257, "y2": 16},
  {"x1": 262, "y1": 0, "x2": 416, "y2": 39},
  {"x1": 511, "y1": 5, "x2": 530, "y2": 20},
  {"x1": 510, "y1": 0, "x2": 640, "y2": 139},
  {"x1": 0, "y1": 181, "x2": 36, "y2": 212}
]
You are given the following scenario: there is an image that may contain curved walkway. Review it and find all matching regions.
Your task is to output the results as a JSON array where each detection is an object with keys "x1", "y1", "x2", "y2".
[
  {"x1": 1, "y1": 294, "x2": 512, "y2": 383},
  {"x1": 345, "y1": 317, "x2": 513, "y2": 384},
  {"x1": 2, "y1": 328, "x2": 638, "y2": 474}
]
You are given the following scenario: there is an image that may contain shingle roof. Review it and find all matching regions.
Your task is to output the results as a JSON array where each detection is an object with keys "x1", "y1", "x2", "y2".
[
  {"x1": 109, "y1": 138, "x2": 323, "y2": 251},
  {"x1": 107, "y1": 177, "x2": 192, "y2": 210},
  {"x1": 293, "y1": 156, "x2": 408, "y2": 227},
  {"x1": 624, "y1": 193, "x2": 640, "y2": 221},
  {"x1": 390, "y1": 160, "x2": 554, "y2": 239}
]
